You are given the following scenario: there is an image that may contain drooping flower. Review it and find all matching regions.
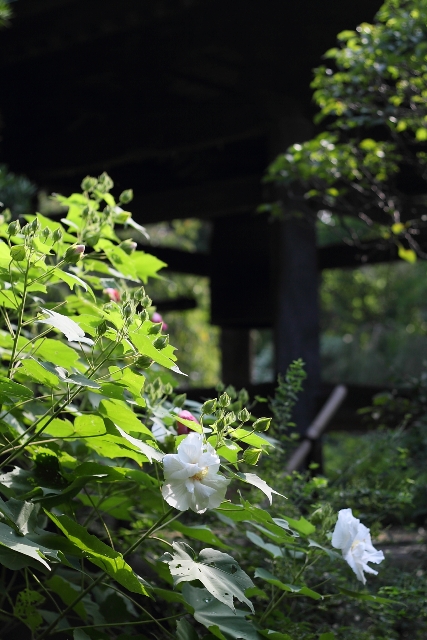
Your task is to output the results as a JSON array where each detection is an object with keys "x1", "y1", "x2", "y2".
[
  {"x1": 103, "y1": 287, "x2": 121, "y2": 302},
  {"x1": 176, "y1": 409, "x2": 199, "y2": 436},
  {"x1": 332, "y1": 508, "x2": 385, "y2": 584},
  {"x1": 151, "y1": 311, "x2": 168, "y2": 331},
  {"x1": 38, "y1": 309, "x2": 94, "y2": 346},
  {"x1": 162, "y1": 432, "x2": 230, "y2": 513}
]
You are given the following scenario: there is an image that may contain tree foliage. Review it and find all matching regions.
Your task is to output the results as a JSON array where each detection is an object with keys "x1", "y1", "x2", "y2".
[{"x1": 266, "y1": 0, "x2": 427, "y2": 262}]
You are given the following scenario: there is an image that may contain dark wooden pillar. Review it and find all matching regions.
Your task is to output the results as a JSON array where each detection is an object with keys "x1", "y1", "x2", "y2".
[
  {"x1": 274, "y1": 214, "x2": 320, "y2": 434},
  {"x1": 220, "y1": 329, "x2": 252, "y2": 387},
  {"x1": 271, "y1": 115, "x2": 320, "y2": 435}
]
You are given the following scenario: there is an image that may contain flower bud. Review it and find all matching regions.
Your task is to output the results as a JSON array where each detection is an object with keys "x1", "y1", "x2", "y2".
[
  {"x1": 153, "y1": 335, "x2": 168, "y2": 350},
  {"x1": 164, "y1": 383, "x2": 173, "y2": 396},
  {"x1": 52, "y1": 228, "x2": 63, "y2": 243},
  {"x1": 81, "y1": 176, "x2": 97, "y2": 191},
  {"x1": 97, "y1": 320, "x2": 108, "y2": 336},
  {"x1": 253, "y1": 417, "x2": 271, "y2": 431},
  {"x1": 174, "y1": 393, "x2": 187, "y2": 409},
  {"x1": 151, "y1": 311, "x2": 168, "y2": 331},
  {"x1": 201, "y1": 399, "x2": 217, "y2": 415},
  {"x1": 119, "y1": 239, "x2": 137, "y2": 255},
  {"x1": 123, "y1": 302, "x2": 133, "y2": 319},
  {"x1": 237, "y1": 408, "x2": 251, "y2": 423},
  {"x1": 64, "y1": 244, "x2": 85, "y2": 264},
  {"x1": 139, "y1": 309, "x2": 148, "y2": 322},
  {"x1": 176, "y1": 410, "x2": 199, "y2": 436},
  {"x1": 218, "y1": 392, "x2": 231, "y2": 408},
  {"x1": 148, "y1": 322, "x2": 162, "y2": 335},
  {"x1": 119, "y1": 189, "x2": 133, "y2": 204},
  {"x1": 41, "y1": 226, "x2": 51, "y2": 239},
  {"x1": 136, "y1": 355, "x2": 152, "y2": 369},
  {"x1": 21, "y1": 223, "x2": 32, "y2": 237},
  {"x1": 238, "y1": 388, "x2": 249, "y2": 404},
  {"x1": 81, "y1": 205, "x2": 91, "y2": 220},
  {"x1": 30, "y1": 218, "x2": 40, "y2": 233},
  {"x1": 134, "y1": 287, "x2": 146, "y2": 301},
  {"x1": 103, "y1": 288, "x2": 121, "y2": 302},
  {"x1": 7, "y1": 220, "x2": 20, "y2": 236},
  {"x1": 10, "y1": 245, "x2": 26, "y2": 261},
  {"x1": 141, "y1": 295, "x2": 152, "y2": 308}
]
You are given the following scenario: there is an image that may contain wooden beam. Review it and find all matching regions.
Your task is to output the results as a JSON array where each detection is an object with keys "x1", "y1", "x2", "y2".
[
  {"x1": 132, "y1": 175, "x2": 264, "y2": 224},
  {"x1": 153, "y1": 297, "x2": 197, "y2": 312},
  {"x1": 145, "y1": 246, "x2": 210, "y2": 276}
]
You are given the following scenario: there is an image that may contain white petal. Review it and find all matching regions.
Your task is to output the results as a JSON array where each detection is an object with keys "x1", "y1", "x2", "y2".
[
  {"x1": 191, "y1": 480, "x2": 216, "y2": 513},
  {"x1": 332, "y1": 508, "x2": 359, "y2": 552},
  {"x1": 162, "y1": 481, "x2": 191, "y2": 511},
  {"x1": 163, "y1": 454, "x2": 200, "y2": 481},
  {"x1": 177, "y1": 432, "x2": 203, "y2": 464}
]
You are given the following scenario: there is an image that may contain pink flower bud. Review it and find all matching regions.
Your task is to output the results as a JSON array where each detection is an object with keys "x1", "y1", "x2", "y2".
[
  {"x1": 64, "y1": 244, "x2": 86, "y2": 264},
  {"x1": 176, "y1": 410, "x2": 199, "y2": 436},
  {"x1": 152, "y1": 311, "x2": 168, "y2": 331},
  {"x1": 103, "y1": 288, "x2": 121, "y2": 302}
]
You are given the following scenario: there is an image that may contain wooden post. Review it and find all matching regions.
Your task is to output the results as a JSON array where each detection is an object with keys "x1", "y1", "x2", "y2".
[
  {"x1": 271, "y1": 114, "x2": 319, "y2": 436},
  {"x1": 220, "y1": 328, "x2": 252, "y2": 387}
]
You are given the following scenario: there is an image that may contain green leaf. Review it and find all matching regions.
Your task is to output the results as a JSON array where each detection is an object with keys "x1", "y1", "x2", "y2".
[
  {"x1": 246, "y1": 531, "x2": 283, "y2": 559},
  {"x1": 182, "y1": 585, "x2": 260, "y2": 640},
  {"x1": 229, "y1": 428, "x2": 273, "y2": 449},
  {"x1": 339, "y1": 588, "x2": 401, "y2": 606},
  {"x1": 54, "y1": 268, "x2": 96, "y2": 301},
  {"x1": 13, "y1": 588, "x2": 45, "y2": 631},
  {"x1": 398, "y1": 247, "x2": 417, "y2": 263},
  {"x1": 0, "y1": 289, "x2": 22, "y2": 309},
  {"x1": 176, "y1": 617, "x2": 199, "y2": 640},
  {"x1": 45, "y1": 512, "x2": 149, "y2": 596},
  {"x1": 66, "y1": 373, "x2": 100, "y2": 389},
  {"x1": 0, "y1": 498, "x2": 39, "y2": 535},
  {"x1": 130, "y1": 330, "x2": 186, "y2": 375},
  {"x1": 318, "y1": 634, "x2": 335, "y2": 640},
  {"x1": 259, "y1": 632, "x2": 293, "y2": 640},
  {"x1": 236, "y1": 472, "x2": 285, "y2": 505},
  {"x1": 131, "y1": 250, "x2": 166, "y2": 282},
  {"x1": 254, "y1": 568, "x2": 322, "y2": 600},
  {"x1": 215, "y1": 502, "x2": 294, "y2": 542},
  {"x1": 162, "y1": 542, "x2": 254, "y2": 612},
  {"x1": 47, "y1": 575, "x2": 88, "y2": 621},
  {"x1": 173, "y1": 522, "x2": 230, "y2": 549},
  {"x1": 416, "y1": 127, "x2": 427, "y2": 141},
  {"x1": 0, "y1": 376, "x2": 33, "y2": 399},
  {"x1": 82, "y1": 434, "x2": 150, "y2": 465},
  {"x1": 18, "y1": 358, "x2": 60, "y2": 388},
  {"x1": 99, "y1": 399, "x2": 153, "y2": 437},
  {"x1": 73, "y1": 414, "x2": 107, "y2": 437},
  {"x1": 0, "y1": 522, "x2": 56, "y2": 570},
  {"x1": 281, "y1": 516, "x2": 315, "y2": 536},
  {"x1": 308, "y1": 539, "x2": 341, "y2": 560},
  {"x1": 31, "y1": 338, "x2": 81, "y2": 369},
  {"x1": 115, "y1": 426, "x2": 164, "y2": 462}
]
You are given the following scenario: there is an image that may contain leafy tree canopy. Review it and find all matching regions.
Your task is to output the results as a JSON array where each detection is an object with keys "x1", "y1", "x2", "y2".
[{"x1": 266, "y1": 0, "x2": 427, "y2": 262}]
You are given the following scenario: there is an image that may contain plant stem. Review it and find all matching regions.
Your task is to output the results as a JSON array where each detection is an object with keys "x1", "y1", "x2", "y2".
[{"x1": 7, "y1": 259, "x2": 30, "y2": 378}]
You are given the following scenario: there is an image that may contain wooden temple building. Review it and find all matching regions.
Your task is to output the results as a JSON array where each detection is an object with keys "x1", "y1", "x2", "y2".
[{"x1": 1, "y1": 0, "x2": 406, "y2": 439}]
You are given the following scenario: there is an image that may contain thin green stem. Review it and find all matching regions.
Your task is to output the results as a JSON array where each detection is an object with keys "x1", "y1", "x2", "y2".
[{"x1": 7, "y1": 259, "x2": 30, "y2": 378}]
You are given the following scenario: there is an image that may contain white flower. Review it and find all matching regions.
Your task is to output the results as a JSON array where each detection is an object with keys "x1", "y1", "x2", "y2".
[
  {"x1": 332, "y1": 508, "x2": 385, "y2": 584},
  {"x1": 38, "y1": 309, "x2": 94, "y2": 346},
  {"x1": 162, "y1": 432, "x2": 230, "y2": 514}
]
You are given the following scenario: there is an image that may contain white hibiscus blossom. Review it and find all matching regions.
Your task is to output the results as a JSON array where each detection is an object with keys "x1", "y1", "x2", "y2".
[
  {"x1": 162, "y1": 432, "x2": 230, "y2": 513},
  {"x1": 332, "y1": 508, "x2": 385, "y2": 584}
]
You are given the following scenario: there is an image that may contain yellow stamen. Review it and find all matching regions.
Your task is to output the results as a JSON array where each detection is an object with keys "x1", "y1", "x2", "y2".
[{"x1": 191, "y1": 467, "x2": 209, "y2": 482}]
